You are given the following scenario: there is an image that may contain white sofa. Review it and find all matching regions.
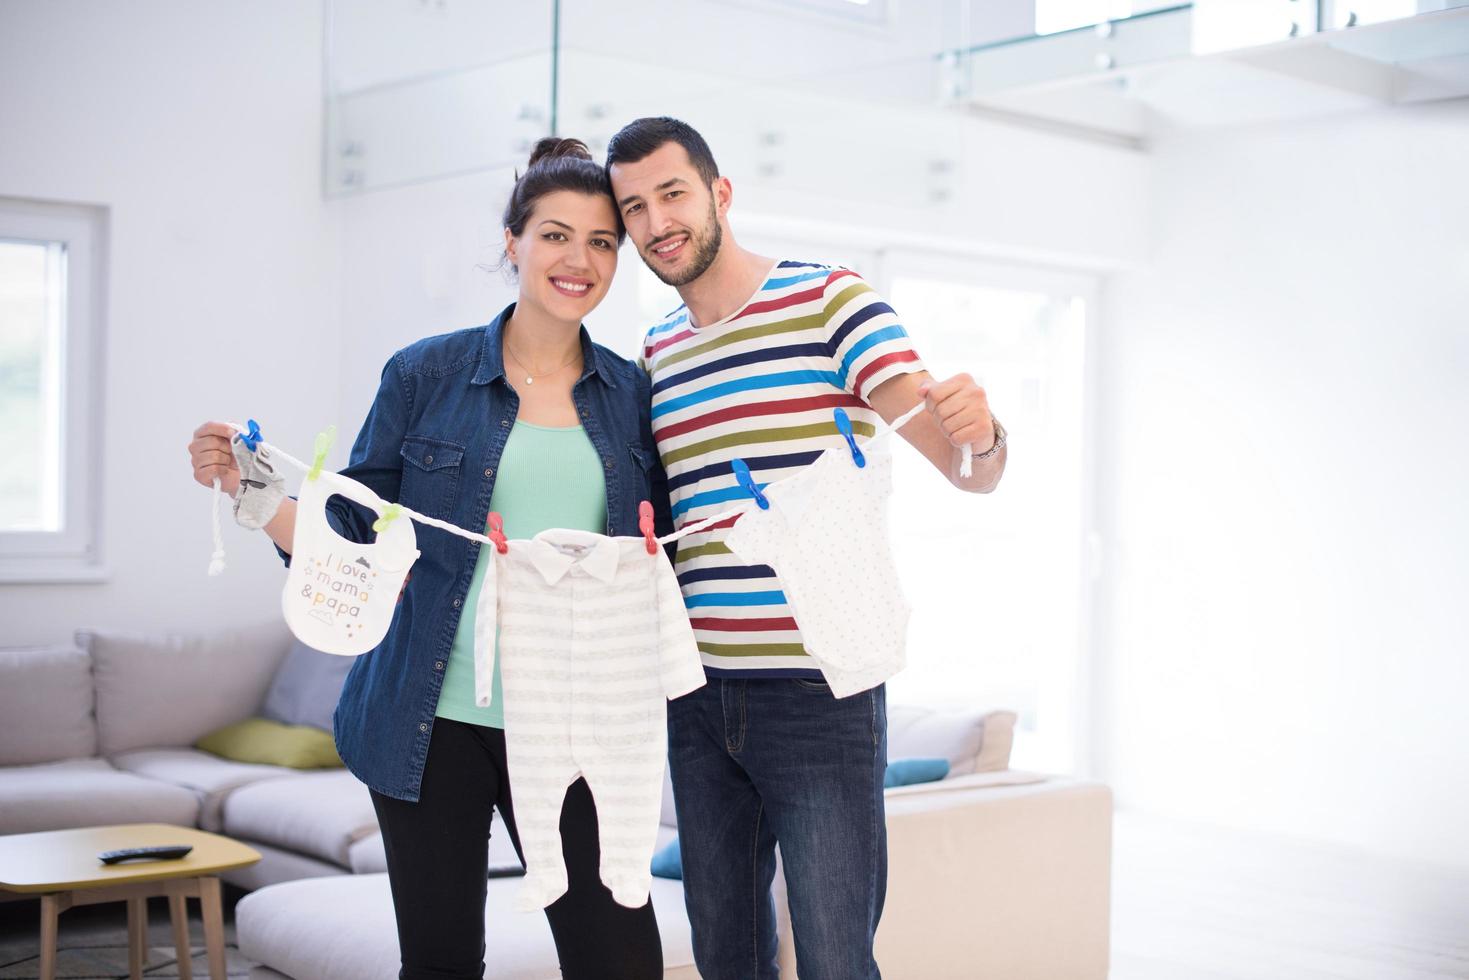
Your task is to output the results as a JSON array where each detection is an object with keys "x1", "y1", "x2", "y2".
[
  {"x1": 0, "y1": 624, "x2": 1112, "y2": 978},
  {"x1": 239, "y1": 770, "x2": 1111, "y2": 980},
  {"x1": 0, "y1": 623, "x2": 393, "y2": 888},
  {"x1": 235, "y1": 700, "x2": 1112, "y2": 979},
  {"x1": 2, "y1": 622, "x2": 610, "y2": 885}
]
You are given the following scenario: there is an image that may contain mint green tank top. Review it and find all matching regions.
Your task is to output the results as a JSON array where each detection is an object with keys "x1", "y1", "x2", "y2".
[{"x1": 434, "y1": 421, "x2": 608, "y2": 728}]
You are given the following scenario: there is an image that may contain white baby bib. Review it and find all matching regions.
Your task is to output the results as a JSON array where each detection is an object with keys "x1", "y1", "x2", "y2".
[{"x1": 282, "y1": 470, "x2": 421, "y2": 656}]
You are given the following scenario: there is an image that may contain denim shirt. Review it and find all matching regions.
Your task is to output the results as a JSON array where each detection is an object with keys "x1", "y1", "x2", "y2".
[{"x1": 287, "y1": 304, "x2": 670, "y2": 802}]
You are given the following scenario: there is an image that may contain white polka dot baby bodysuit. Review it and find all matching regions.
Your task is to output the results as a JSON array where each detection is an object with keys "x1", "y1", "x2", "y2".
[{"x1": 723, "y1": 416, "x2": 913, "y2": 698}]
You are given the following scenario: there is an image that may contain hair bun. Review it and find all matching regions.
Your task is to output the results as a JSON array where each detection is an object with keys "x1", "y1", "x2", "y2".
[{"x1": 526, "y1": 136, "x2": 593, "y2": 169}]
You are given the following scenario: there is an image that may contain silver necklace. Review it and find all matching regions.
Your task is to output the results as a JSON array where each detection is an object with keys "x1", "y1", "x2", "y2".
[{"x1": 504, "y1": 341, "x2": 580, "y2": 386}]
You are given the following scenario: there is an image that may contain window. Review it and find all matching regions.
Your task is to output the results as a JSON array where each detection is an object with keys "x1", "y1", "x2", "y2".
[
  {"x1": 723, "y1": 0, "x2": 890, "y2": 27},
  {"x1": 1035, "y1": 0, "x2": 1184, "y2": 35},
  {"x1": 1322, "y1": 0, "x2": 1416, "y2": 28},
  {"x1": 0, "y1": 198, "x2": 105, "y2": 581},
  {"x1": 1037, "y1": 0, "x2": 1139, "y2": 34},
  {"x1": 0, "y1": 240, "x2": 63, "y2": 532}
]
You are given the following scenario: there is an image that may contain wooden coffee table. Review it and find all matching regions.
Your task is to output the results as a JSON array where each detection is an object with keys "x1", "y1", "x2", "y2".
[{"x1": 0, "y1": 823, "x2": 261, "y2": 980}]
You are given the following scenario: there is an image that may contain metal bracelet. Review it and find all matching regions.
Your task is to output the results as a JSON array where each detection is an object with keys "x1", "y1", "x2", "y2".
[{"x1": 972, "y1": 418, "x2": 1007, "y2": 462}]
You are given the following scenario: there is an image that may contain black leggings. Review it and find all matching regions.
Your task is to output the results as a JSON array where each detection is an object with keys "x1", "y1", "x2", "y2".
[{"x1": 369, "y1": 718, "x2": 663, "y2": 980}]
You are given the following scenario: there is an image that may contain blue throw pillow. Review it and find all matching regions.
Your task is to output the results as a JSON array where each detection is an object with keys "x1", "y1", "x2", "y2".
[
  {"x1": 884, "y1": 757, "x2": 950, "y2": 788},
  {"x1": 261, "y1": 638, "x2": 353, "y2": 733},
  {"x1": 650, "y1": 837, "x2": 682, "y2": 880}
]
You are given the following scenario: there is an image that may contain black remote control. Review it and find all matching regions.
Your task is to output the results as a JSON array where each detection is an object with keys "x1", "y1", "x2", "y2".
[{"x1": 98, "y1": 845, "x2": 193, "y2": 865}]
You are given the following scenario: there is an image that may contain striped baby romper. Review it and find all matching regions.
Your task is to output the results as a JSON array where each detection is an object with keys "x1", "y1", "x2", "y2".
[{"x1": 472, "y1": 528, "x2": 705, "y2": 910}]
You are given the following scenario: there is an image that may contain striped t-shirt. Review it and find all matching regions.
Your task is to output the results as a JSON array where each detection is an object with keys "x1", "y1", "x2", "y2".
[{"x1": 639, "y1": 260, "x2": 926, "y2": 678}]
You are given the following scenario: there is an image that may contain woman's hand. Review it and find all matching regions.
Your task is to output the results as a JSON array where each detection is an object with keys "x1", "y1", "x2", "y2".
[
  {"x1": 189, "y1": 421, "x2": 241, "y2": 494},
  {"x1": 189, "y1": 420, "x2": 300, "y2": 554}
]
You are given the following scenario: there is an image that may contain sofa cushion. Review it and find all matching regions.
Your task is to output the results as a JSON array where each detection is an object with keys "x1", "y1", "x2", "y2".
[
  {"x1": 110, "y1": 748, "x2": 296, "y2": 833},
  {"x1": 346, "y1": 817, "x2": 525, "y2": 877},
  {"x1": 261, "y1": 639, "x2": 353, "y2": 733},
  {"x1": 886, "y1": 704, "x2": 1016, "y2": 777},
  {"x1": 236, "y1": 872, "x2": 699, "y2": 980},
  {"x1": 0, "y1": 758, "x2": 199, "y2": 835},
  {"x1": 81, "y1": 621, "x2": 293, "y2": 756},
  {"x1": 223, "y1": 770, "x2": 377, "y2": 868},
  {"x1": 659, "y1": 764, "x2": 677, "y2": 828},
  {"x1": 345, "y1": 833, "x2": 387, "y2": 875},
  {"x1": 225, "y1": 842, "x2": 350, "y2": 893},
  {"x1": 0, "y1": 646, "x2": 96, "y2": 765}
]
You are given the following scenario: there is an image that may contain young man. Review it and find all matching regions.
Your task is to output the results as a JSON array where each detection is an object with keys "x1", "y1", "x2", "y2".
[{"x1": 606, "y1": 117, "x2": 1006, "y2": 980}]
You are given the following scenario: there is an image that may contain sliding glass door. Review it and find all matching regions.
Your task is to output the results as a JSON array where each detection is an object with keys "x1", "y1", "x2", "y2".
[{"x1": 879, "y1": 252, "x2": 1096, "y2": 775}]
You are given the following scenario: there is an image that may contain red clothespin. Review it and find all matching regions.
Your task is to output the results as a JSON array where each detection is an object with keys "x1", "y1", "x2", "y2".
[
  {"x1": 486, "y1": 512, "x2": 509, "y2": 554},
  {"x1": 638, "y1": 501, "x2": 658, "y2": 555}
]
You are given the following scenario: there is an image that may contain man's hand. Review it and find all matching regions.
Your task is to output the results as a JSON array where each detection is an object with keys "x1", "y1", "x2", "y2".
[
  {"x1": 916, "y1": 374, "x2": 996, "y2": 453},
  {"x1": 869, "y1": 370, "x2": 1004, "y2": 491}
]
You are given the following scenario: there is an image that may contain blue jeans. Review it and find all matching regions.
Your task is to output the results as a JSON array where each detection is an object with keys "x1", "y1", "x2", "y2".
[{"x1": 668, "y1": 678, "x2": 888, "y2": 980}]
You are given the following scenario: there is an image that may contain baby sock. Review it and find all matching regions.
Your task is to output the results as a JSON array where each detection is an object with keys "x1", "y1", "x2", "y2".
[{"x1": 230, "y1": 438, "x2": 286, "y2": 529}]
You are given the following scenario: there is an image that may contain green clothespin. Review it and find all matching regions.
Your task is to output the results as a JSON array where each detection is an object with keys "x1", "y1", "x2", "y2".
[
  {"x1": 372, "y1": 503, "x2": 403, "y2": 534},
  {"x1": 307, "y1": 425, "x2": 337, "y2": 481}
]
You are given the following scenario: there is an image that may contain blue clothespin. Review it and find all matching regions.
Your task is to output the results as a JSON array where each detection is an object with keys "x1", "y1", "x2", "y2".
[
  {"x1": 833, "y1": 409, "x2": 866, "y2": 468},
  {"x1": 234, "y1": 419, "x2": 263, "y2": 453},
  {"x1": 730, "y1": 458, "x2": 770, "y2": 510}
]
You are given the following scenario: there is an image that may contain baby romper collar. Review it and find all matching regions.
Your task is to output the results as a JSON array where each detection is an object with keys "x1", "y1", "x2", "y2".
[{"x1": 523, "y1": 528, "x2": 624, "y2": 585}]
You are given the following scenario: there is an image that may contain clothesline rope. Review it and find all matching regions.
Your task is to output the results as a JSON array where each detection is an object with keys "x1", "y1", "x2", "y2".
[{"x1": 208, "y1": 401, "x2": 947, "y2": 570}]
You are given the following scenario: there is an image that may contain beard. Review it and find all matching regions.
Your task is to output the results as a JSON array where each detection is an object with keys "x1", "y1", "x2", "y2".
[{"x1": 645, "y1": 199, "x2": 722, "y2": 287}]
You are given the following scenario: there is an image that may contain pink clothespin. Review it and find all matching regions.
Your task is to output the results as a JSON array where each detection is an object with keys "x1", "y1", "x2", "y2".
[
  {"x1": 486, "y1": 513, "x2": 509, "y2": 554},
  {"x1": 638, "y1": 501, "x2": 658, "y2": 555}
]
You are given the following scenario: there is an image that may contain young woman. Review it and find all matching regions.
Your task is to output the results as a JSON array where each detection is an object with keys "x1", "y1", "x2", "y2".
[{"x1": 187, "y1": 138, "x2": 667, "y2": 979}]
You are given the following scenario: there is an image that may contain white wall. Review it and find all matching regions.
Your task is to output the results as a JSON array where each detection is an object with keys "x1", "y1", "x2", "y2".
[
  {"x1": 335, "y1": 167, "x2": 526, "y2": 431},
  {"x1": 0, "y1": 1, "x2": 339, "y2": 645},
  {"x1": 1099, "y1": 99, "x2": 1469, "y2": 868}
]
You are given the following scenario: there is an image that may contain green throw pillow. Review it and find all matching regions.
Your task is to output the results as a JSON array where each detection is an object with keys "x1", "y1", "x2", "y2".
[{"x1": 195, "y1": 717, "x2": 344, "y2": 769}]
